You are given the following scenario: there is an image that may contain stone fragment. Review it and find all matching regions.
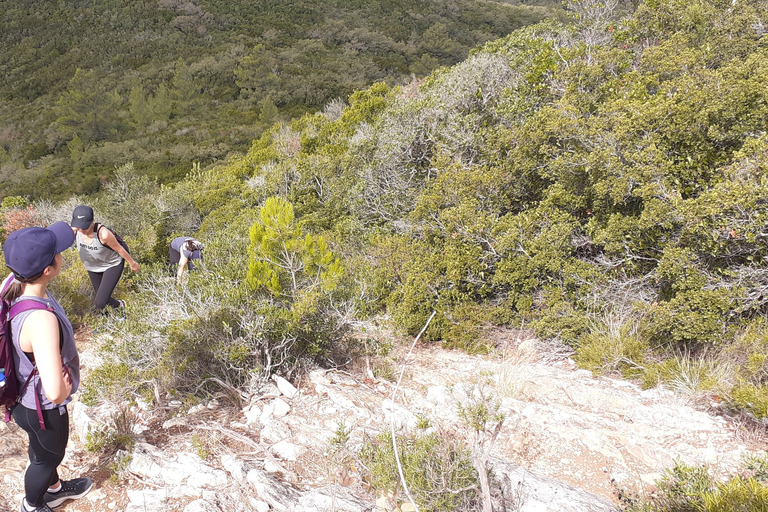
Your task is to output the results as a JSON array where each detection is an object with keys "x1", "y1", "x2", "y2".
[
  {"x1": 244, "y1": 404, "x2": 261, "y2": 425},
  {"x1": 273, "y1": 398, "x2": 291, "y2": 417},
  {"x1": 71, "y1": 401, "x2": 100, "y2": 443},
  {"x1": 184, "y1": 499, "x2": 219, "y2": 512},
  {"x1": 220, "y1": 454, "x2": 248, "y2": 483},
  {"x1": 271, "y1": 440, "x2": 305, "y2": 461},
  {"x1": 273, "y1": 375, "x2": 298, "y2": 398}
]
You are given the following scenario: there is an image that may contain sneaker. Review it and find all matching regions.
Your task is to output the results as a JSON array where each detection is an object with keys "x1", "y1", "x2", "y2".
[
  {"x1": 20, "y1": 500, "x2": 55, "y2": 512},
  {"x1": 115, "y1": 299, "x2": 126, "y2": 320},
  {"x1": 43, "y1": 477, "x2": 94, "y2": 507}
]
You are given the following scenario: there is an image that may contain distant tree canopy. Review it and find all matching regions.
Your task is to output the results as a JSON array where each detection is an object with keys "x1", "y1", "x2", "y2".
[{"x1": 0, "y1": 0, "x2": 561, "y2": 201}]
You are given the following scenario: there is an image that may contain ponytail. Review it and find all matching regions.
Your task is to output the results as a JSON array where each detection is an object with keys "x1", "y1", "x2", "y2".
[
  {"x1": 2, "y1": 277, "x2": 24, "y2": 302},
  {"x1": 2, "y1": 258, "x2": 53, "y2": 302},
  {"x1": 184, "y1": 240, "x2": 204, "y2": 252}
]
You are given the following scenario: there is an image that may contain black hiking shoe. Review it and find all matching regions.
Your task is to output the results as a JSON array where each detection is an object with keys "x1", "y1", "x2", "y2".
[
  {"x1": 43, "y1": 477, "x2": 94, "y2": 507},
  {"x1": 20, "y1": 500, "x2": 55, "y2": 512}
]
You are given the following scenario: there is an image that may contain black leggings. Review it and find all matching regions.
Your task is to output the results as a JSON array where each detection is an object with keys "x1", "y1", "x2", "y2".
[
  {"x1": 12, "y1": 405, "x2": 69, "y2": 508},
  {"x1": 87, "y1": 260, "x2": 124, "y2": 311}
]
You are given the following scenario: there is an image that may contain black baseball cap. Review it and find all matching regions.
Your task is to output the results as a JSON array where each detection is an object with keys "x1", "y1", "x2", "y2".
[{"x1": 71, "y1": 205, "x2": 94, "y2": 229}]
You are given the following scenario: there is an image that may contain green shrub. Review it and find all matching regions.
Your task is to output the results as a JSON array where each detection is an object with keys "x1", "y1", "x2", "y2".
[
  {"x1": 727, "y1": 382, "x2": 768, "y2": 419},
  {"x1": 84, "y1": 407, "x2": 136, "y2": 456},
  {"x1": 700, "y1": 476, "x2": 768, "y2": 511},
  {"x1": 360, "y1": 428, "x2": 480, "y2": 512},
  {"x1": 743, "y1": 452, "x2": 768, "y2": 482},
  {"x1": 627, "y1": 461, "x2": 768, "y2": 511},
  {"x1": 640, "y1": 288, "x2": 736, "y2": 348},
  {"x1": 529, "y1": 287, "x2": 592, "y2": 345},
  {"x1": 80, "y1": 362, "x2": 141, "y2": 406},
  {"x1": 641, "y1": 354, "x2": 724, "y2": 394},
  {"x1": 575, "y1": 329, "x2": 647, "y2": 378},
  {"x1": 48, "y1": 251, "x2": 98, "y2": 324}
]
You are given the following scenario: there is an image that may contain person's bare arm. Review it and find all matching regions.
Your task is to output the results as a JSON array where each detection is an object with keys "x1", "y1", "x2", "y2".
[
  {"x1": 98, "y1": 226, "x2": 140, "y2": 272},
  {"x1": 176, "y1": 253, "x2": 189, "y2": 285},
  {"x1": 22, "y1": 310, "x2": 71, "y2": 404}
]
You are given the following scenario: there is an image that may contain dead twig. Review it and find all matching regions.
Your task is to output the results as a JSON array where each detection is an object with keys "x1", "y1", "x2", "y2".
[{"x1": 389, "y1": 310, "x2": 436, "y2": 512}]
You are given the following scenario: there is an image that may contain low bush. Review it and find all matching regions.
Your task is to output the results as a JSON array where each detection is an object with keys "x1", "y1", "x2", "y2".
[
  {"x1": 360, "y1": 428, "x2": 481, "y2": 512},
  {"x1": 625, "y1": 461, "x2": 768, "y2": 511}
]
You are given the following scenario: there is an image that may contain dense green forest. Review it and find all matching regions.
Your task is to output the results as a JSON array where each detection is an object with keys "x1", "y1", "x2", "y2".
[{"x1": 0, "y1": 0, "x2": 563, "y2": 200}]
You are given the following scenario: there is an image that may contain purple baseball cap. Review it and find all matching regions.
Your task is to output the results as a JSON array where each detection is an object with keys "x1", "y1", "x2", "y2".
[{"x1": 4, "y1": 222, "x2": 75, "y2": 279}]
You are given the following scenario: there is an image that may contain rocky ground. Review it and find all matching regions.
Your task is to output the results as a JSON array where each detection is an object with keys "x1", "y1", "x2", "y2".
[{"x1": 0, "y1": 326, "x2": 765, "y2": 512}]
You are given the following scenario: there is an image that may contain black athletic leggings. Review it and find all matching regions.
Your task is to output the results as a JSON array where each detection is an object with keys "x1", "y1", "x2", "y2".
[
  {"x1": 87, "y1": 260, "x2": 124, "y2": 311},
  {"x1": 12, "y1": 405, "x2": 69, "y2": 508}
]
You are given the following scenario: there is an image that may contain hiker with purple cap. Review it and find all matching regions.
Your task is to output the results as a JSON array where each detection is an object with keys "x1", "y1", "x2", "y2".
[
  {"x1": 2, "y1": 222, "x2": 93, "y2": 511},
  {"x1": 70, "y1": 205, "x2": 139, "y2": 315},
  {"x1": 169, "y1": 236, "x2": 204, "y2": 285}
]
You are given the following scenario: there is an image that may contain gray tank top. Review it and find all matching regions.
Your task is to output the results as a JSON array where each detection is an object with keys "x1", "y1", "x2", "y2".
[
  {"x1": 77, "y1": 228, "x2": 122, "y2": 272},
  {"x1": 11, "y1": 293, "x2": 80, "y2": 410}
]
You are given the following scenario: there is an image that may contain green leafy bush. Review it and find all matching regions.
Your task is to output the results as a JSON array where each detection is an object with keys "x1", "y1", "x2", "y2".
[
  {"x1": 360, "y1": 429, "x2": 480, "y2": 512},
  {"x1": 626, "y1": 461, "x2": 768, "y2": 512},
  {"x1": 727, "y1": 383, "x2": 768, "y2": 419}
]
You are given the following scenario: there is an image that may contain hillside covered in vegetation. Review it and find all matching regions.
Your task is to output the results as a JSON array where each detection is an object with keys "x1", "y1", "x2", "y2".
[
  {"x1": 4, "y1": 0, "x2": 764, "y2": 422},
  {"x1": 3, "y1": 0, "x2": 768, "y2": 508},
  {"x1": 0, "y1": 0, "x2": 562, "y2": 199}
]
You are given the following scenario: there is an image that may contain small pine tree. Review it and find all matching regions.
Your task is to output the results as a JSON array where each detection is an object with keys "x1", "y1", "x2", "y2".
[{"x1": 247, "y1": 196, "x2": 342, "y2": 300}]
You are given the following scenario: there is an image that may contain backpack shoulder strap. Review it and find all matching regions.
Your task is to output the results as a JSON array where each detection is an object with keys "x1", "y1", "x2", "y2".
[
  {"x1": 94, "y1": 222, "x2": 106, "y2": 245},
  {"x1": 9, "y1": 299, "x2": 54, "y2": 319}
]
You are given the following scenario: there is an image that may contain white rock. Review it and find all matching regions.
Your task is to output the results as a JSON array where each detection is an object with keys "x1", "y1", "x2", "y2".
[
  {"x1": 260, "y1": 381, "x2": 282, "y2": 397},
  {"x1": 273, "y1": 398, "x2": 291, "y2": 417},
  {"x1": 179, "y1": 485, "x2": 202, "y2": 498},
  {"x1": 298, "y1": 490, "x2": 370, "y2": 511},
  {"x1": 162, "y1": 416, "x2": 187, "y2": 429},
  {"x1": 244, "y1": 404, "x2": 262, "y2": 425},
  {"x1": 260, "y1": 402, "x2": 275, "y2": 425},
  {"x1": 382, "y1": 399, "x2": 419, "y2": 430},
  {"x1": 264, "y1": 459, "x2": 282, "y2": 473},
  {"x1": 261, "y1": 419, "x2": 291, "y2": 444},
  {"x1": 247, "y1": 469, "x2": 301, "y2": 511},
  {"x1": 273, "y1": 375, "x2": 298, "y2": 398},
  {"x1": 271, "y1": 440, "x2": 305, "y2": 461},
  {"x1": 309, "y1": 369, "x2": 331, "y2": 385},
  {"x1": 128, "y1": 443, "x2": 164, "y2": 479},
  {"x1": 187, "y1": 468, "x2": 228, "y2": 489},
  {"x1": 71, "y1": 401, "x2": 100, "y2": 443},
  {"x1": 426, "y1": 386, "x2": 448, "y2": 404},
  {"x1": 129, "y1": 444, "x2": 228, "y2": 489},
  {"x1": 126, "y1": 489, "x2": 168, "y2": 509},
  {"x1": 187, "y1": 404, "x2": 205, "y2": 415},
  {"x1": 135, "y1": 397, "x2": 151, "y2": 410},
  {"x1": 184, "y1": 499, "x2": 219, "y2": 512},
  {"x1": 640, "y1": 473, "x2": 662, "y2": 485},
  {"x1": 519, "y1": 500, "x2": 549, "y2": 512},
  {"x1": 220, "y1": 454, "x2": 248, "y2": 483},
  {"x1": 249, "y1": 498, "x2": 271, "y2": 512}
]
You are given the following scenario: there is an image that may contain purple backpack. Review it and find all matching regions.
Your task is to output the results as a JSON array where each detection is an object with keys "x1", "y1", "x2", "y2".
[{"x1": 0, "y1": 279, "x2": 56, "y2": 429}]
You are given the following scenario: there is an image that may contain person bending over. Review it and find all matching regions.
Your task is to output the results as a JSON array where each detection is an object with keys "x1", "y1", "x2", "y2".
[
  {"x1": 169, "y1": 236, "x2": 204, "y2": 285},
  {"x1": 70, "y1": 205, "x2": 139, "y2": 314}
]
